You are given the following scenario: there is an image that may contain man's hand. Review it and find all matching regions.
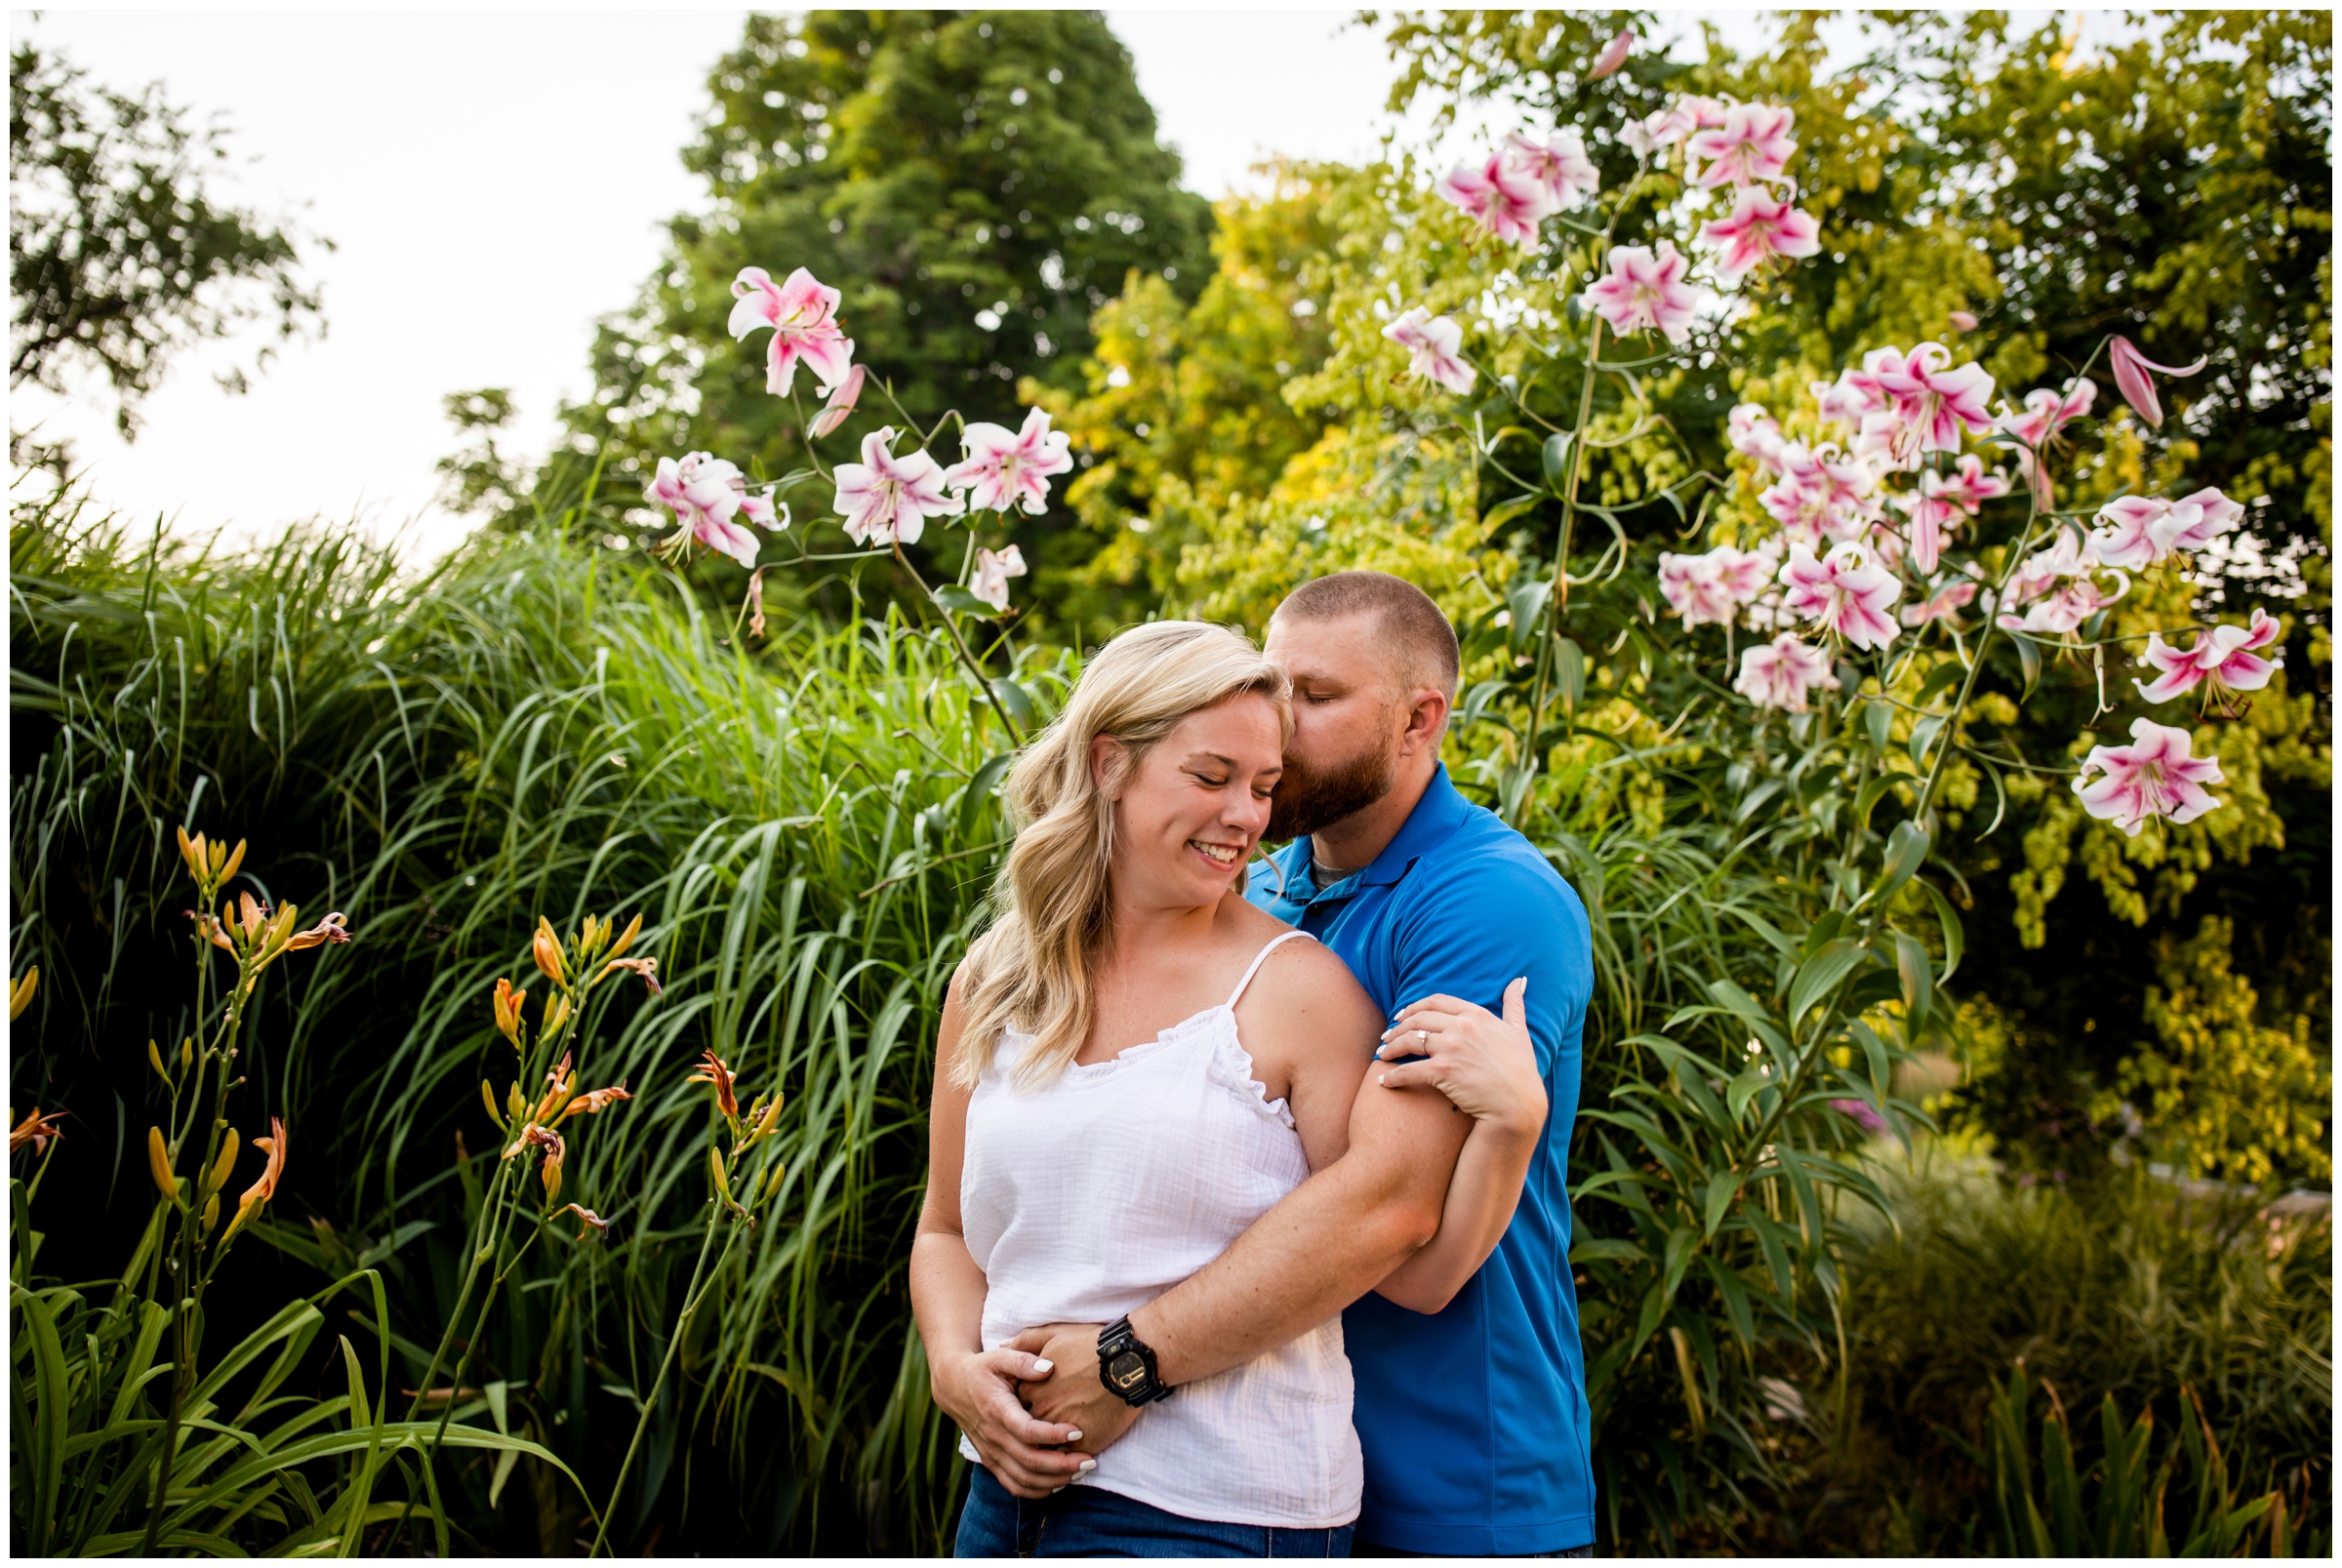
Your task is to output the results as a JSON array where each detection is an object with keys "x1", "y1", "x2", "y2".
[
  {"x1": 1006, "y1": 1323, "x2": 1142, "y2": 1456},
  {"x1": 1375, "y1": 978, "x2": 1547, "y2": 1135},
  {"x1": 931, "y1": 1345, "x2": 1096, "y2": 1499}
]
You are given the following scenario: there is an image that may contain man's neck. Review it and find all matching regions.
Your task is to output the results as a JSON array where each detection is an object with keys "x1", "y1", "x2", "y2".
[{"x1": 1308, "y1": 757, "x2": 1437, "y2": 874}]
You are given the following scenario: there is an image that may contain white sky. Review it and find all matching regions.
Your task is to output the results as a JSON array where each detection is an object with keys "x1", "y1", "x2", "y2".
[{"x1": 8, "y1": 7, "x2": 2107, "y2": 560}]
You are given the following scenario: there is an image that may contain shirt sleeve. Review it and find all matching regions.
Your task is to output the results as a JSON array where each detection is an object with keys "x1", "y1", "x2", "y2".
[{"x1": 1389, "y1": 848, "x2": 1594, "y2": 1079}]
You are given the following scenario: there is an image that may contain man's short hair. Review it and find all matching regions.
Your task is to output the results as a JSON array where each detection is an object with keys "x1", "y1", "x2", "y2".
[{"x1": 1272, "y1": 571, "x2": 1460, "y2": 700}]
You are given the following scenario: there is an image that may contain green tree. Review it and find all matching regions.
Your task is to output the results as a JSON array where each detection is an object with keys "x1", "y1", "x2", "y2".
[
  {"x1": 8, "y1": 42, "x2": 327, "y2": 472},
  {"x1": 553, "y1": 9, "x2": 1209, "y2": 576}
]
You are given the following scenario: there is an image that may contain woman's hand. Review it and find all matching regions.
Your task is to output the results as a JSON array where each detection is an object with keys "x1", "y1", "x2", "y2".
[
  {"x1": 1374, "y1": 978, "x2": 1546, "y2": 1137},
  {"x1": 931, "y1": 1345, "x2": 1097, "y2": 1499},
  {"x1": 1006, "y1": 1323, "x2": 1143, "y2": 1456}
]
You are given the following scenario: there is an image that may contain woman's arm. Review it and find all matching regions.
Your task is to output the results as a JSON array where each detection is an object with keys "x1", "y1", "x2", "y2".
[
  {"x1": 909, "y1": 970, "x2": 1094, "y2": 1498},
  {"x1": 1369, "y1": 978, "x2": 1548, "y2": 1313}
]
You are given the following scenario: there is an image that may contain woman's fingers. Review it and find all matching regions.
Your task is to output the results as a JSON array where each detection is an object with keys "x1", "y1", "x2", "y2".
[
  {"x1": 980, "y1": 1345, "x2": 1057, "y2": 1383},
  {"x1": 1376, "y1": 1056, "x2": 1445, "y2": 1092}
]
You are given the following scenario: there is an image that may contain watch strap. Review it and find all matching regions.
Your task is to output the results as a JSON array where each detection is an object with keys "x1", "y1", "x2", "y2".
[{"x1": 1097, "y1": 1315, "x2": 1172, "y2": 1406}]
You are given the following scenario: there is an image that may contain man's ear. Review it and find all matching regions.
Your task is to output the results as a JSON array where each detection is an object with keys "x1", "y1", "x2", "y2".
[{"x1": 1397, "y1": 687, "x2": 1451, "y2": 758}]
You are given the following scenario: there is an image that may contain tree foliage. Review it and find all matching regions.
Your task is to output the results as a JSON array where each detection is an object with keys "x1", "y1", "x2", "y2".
[{"x1": 8, "y1": 42, "x2": 326, "y2": 468}]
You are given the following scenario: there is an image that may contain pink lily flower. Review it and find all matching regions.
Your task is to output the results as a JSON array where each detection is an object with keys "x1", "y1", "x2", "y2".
[
  {"x1": 832, "y1": 427, "x2": 964, "y2": 546},
  {"x1": 1434, "y1": 151, "x2": 1555, "y2": 245},
  {"x1": 646, "y1": 452, "x2": 762, "y2": 568},
  {"x1": 1686, "y1": 101, "x2": 1797, "y2": 188},
  {"x1": 1894, "y1": 490, "x2": 1960, "y2": 575},
  {"x1": 1815, "y1": 364, "x2": 1888, "y2": 430},
  {"x1": 945, "y1": 407, "x2": 1073, "y2": 515},
  {"x1": 738, "y1": 488, "x2": 788, "y2": 532},
  {"x1": 969, "y1": 544, "x2": 1030, "y2": 612},
  {"x1": 1382, "y1": 306, "x2": 1477, "y2": 394},
  {"x1": 1995, "y1": 379, "x2": 2095, "y2": 505},
  {"x1": 2152, "y1": 486, "x2": 2243, "y2": 555},
  {"x1": 2073, "y1": 717, "x2": 2225, "y2": 835},
  {"x1": 1996, "y1": 533, "x2": 2129, "y2": 636},
  {"x1": 729, "y1": 266, "x2": 855, "y2": 398},
  {"x1": 1863, "y1": 342, "x2": 1998, "y2": 466},
  {"x1": 1727, "y1": 403, "x2": 1785, "y2": 473},
  {"x1": 1655, "y1": 546, "x2": 1769, "y2": 628},
  {"x1": 1900, "y1": 574, "x2": 1981, "y2": 627},
  {"x1": 1710, "y1": 543, "x2": 1776, "y2": 603},
  {"x1": 1734, "y1": 633, "x2": 1840, "y2": 712},
  {"x1": 809, "y1": 364, "x2": 868, "y2": 438},
  {"x1": 1582, "y1": 243, "x2": 1701, "y2": 344},
  {"x1": 1948, "y1": 310, "x2": 1980, "y2": 333},
  {"x1": 1504, "y1": 130, "x2": 1599, "y2": 212},
  {"x1": 1590, "y1": 29, "x2": 1635, "y2": 80},
  {"x1": 2108, "y1": 336, "x2": 2207, "y2": 429},
  {"x1": 2088, "y1": 486, "x2": 2241, "y2": 570},
  {"x1": 1697, "y1": 187, "x2": 1821, "y2": 281},
  {"x1": 2134, "y1": 609, "x2": 2282, "y2": 705},
  {"x1": 1778, "y1": 541, "x2": 1902, "y2": 650},
  {"x1": 1929, "y1": 454, "x2": 2011, "y2": 512}
]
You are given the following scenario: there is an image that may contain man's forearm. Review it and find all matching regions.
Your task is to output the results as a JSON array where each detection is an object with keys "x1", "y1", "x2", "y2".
[{"x1": 1128, "y1": 1153, "x2": 1437, "y2": 1386}]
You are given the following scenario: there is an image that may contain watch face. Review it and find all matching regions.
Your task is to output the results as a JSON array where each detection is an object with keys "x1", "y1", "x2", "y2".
[{"x1": 1107, "y1": 1350, "x2": 1148, "y2": 1391}]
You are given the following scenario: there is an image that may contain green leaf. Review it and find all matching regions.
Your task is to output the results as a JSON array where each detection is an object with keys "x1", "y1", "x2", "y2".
[
  {"x1": 13, "y1": 1287, "x2": 68, "y2": 1555},
  {"x1": 1919, "y1": 878, "x2": 1965, "y2": 981},
  {"x1": 1661, "y1": 1226, "x2": 1700, "y2": 1303},
  {"x1": 1789, "y1": 939, "x2": 1868, "y2": 1026},
  {"x1": 956, "y1": 750, "x2": 1016, "y2": 840},
  {"x1": 988, "y1": 675, "x2": 1035, "y2": 730},
  {"x1": 933, "y1": 584, "x2": 991, "y2": 616},
  {"x1": 1702, "y1": 1256, "x2": 1756, "y2": 1349},
  {"x1": 1702, "y1": 1170, "x2": 1744, "y2": 1238},
  {"x1": 1506, "y1": 578, "x2": 1552, "y2": 652},
  {"x1": 2010, "y1": 628, "x2": 2042, "y2": 700},
  {"x1": 1726, "y1": 1066, "x2": 1770, "y2": 1125},
  {"x1": 1872, "y1": 820, "x2": 1932, "y2": 905},
  {"x1": 1568, "y1": 1236, "x2": 1646, "y2": 1265},
  {"x1": 1916, "y1": 656, "x2": 1967, "y2": 706},
  {"x1": 1894, "y1": 930, "x2": 1934, "y2": 1035},
  {"x1": 1541, "y1": 431, "x2": 1576, "y2": 489},
  {"x1": 1865, "y1": 698, "x2": 1892, "y2": 754},
  {"x1": 1849, "y1": 1018, "x2": 1892, "y2": 1096},
  {"x1": 1480, "y1": 492, "x2": 1545, "y2": 536},
  {"x1": 1552, "y1": 636, "x2": 1585, "y2": 711},
  {"x1": 1907, "y1": 711, "x2": 1947, "y2": 770}
]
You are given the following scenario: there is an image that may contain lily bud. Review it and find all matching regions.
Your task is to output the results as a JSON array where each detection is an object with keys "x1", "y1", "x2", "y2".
[
  {"x1": 543, "y1": 992, "x2": 573, "y2": 1041},
  {"x1": 482, "y1": 1079, "x2": 506, "y2": 1130},
  {"x1": 219, "y1": 839, "x2": 246, "y2": 886},
  {"x1": 149, "y1": 1039, "x2": 169, "y2": 1080},
  {"x1": 607, "y1": 912, "x2": 644, "y2": 963},
  {"x1": 201, "y1": 1192, "x2": 221, "y2": 1233},
  {"x1": 754, "y1": 1095, "x2": 784, "y2": 1139},
  {"x1": 492, "y1": 979, "x2": 527, "y2": 1047},
  {"x1": 147, "y1": 1126, "x2": 179, "y2": 1200},
  {"x1": 203, "y1": 1132, "x2": 239, "y2": 1197},
  {"x1": 709, "y1": 1145, "x2": 732, "y2": 1197},
  {"x1": 542, "y1": 1144, "x2": 564, "y2": 1204},
  {"x1": 532, "y1": 918, "x2": 568, "y2": 985},
  {"x1": 180, "y1": 1036, "x2": 194, "y2": 1067},
  {"x1": 2109, "y1": 335, "x2": 2207, "y2": 430},
  {"x1": 178, "y1": 825, "x2": 206, "y2": 885},
  {"x1": 765, "y1": 1161, "x2": 788, "y2": 1201},
  {"x1": 9, "y1": 968, "x2": 36, "y2": 1023},
  {"x1": 507, "y1": 1084, "x2": 529, "y2": 1123}
]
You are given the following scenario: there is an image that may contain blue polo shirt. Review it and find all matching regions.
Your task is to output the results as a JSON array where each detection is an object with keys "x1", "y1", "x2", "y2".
[{"x1": 1247, "y1": 765, "x2": 1595, "y2": 1554}]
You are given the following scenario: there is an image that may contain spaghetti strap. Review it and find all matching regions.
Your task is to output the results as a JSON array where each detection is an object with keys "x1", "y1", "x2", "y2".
[{"x1": 1225, "y1": 929, "x2": 1317, "y2": 1011}]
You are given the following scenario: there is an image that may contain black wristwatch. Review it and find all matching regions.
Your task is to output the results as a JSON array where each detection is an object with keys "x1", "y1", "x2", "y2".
[{"x1": 1097, "y1": 1315, "x2": 1173, "y2": 1406}]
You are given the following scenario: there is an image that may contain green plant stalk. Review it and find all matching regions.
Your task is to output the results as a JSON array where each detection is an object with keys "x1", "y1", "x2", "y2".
[
  {"x1": 588, "y1": 1202, "x2": 736, "y2": 1558},
  {"x1": 890, "y1": 542, "x2": 1025, "y2": 744}
]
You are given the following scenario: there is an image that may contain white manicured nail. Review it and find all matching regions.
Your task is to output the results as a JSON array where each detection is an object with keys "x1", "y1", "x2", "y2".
[
  {"x1": 1067, "y1": 1429, "x2": 1084, "y2": 1442},
  {"x1": 1033, "y1": 1358, "x2": 1052, "y2": 1373},
  {"x1": 1077, "y1": 1459, "x2": 1097, "y2": 1473}
]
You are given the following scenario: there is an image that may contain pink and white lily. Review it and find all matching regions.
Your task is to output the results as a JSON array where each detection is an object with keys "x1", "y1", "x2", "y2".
[
  {"x1": 645, "y1": 452, "x2": 766, "y2": 569},
  {"x1": 1697, "y1": 187, "x2": 1821, "y2": 281},
  {"x1": 2073, "y1": 717, "x2": 2225, "y2": 835},
  {"x1": 1995, "y1": 379, "x2": 2094, "y2": 506},
  {"x1": 2134, "y1": 609, "x2": 2283, "y2": 705},
  {"x1": 1434, "y1": 151, "x2": 1555, "y2": 245},
  {"x1": 1861, "y1": 342, "x2": 1997, "y2": 467},
  {"x1": 1589, "y1": 29, "x2": 1635, "y2": 80},
  {"x1": 945, "y1": 407, "x2": 1073, "y2": 515},
  {"x1": 1504, "y1": 130, "x2": 1599, "y2": 212},
  {"x1": 1582, "y1": 243, "x2": 1701, "y2": 344},
  {"x1": 1899, "y1": 574, "x2": 1981, "y2": 628},
  {"x1": 1734, "y1": 633, "x2": 1840, "y2": 712},
  {"x1": 1996, "y1": 532, "x2": 2129, "y2": 636},
  {"x1": 729, "y1": 266, "x2": 855, "y2": 397},
  {"x1": 832, "y1": 427, "x2": 963, "y2": 546},
  {"x1": 1685, "y1": 101, "x2": 1797, "y2": 188},
  {"x1": 809, "y1": 364, "x2": 868, "y2": 438},
  {"x1": 1727, "y1": 403, "x2": 1785, "y2": 473},
  {"x1": 2088, "y1": 486, "x2": 2241, "y2": 570},
  {"x1": 969, "y1": 544, "x2": 1030, "y2": 612},
  {"x1": 1658, "y1": 544, "x2": 1768, "y2": 627},
  {"x1": 1382, "y1": 306, "x2": 1477, "y2": 394},
  {"x1": 1778, "y1": 541, "x2": 1902, "y2": 650},
  {"x1": 2108, "y1": 336, "x2": 2207, "y2": 429}
]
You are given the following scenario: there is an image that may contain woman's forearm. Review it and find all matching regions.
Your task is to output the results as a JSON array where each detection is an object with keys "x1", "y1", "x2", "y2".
[
  {"x1": 1371, "y1": 1116, "x2": 1538, "y2": 1314},
  {"x1": 910, "y1": 1228, "x2": 991, "y2": 1402}
]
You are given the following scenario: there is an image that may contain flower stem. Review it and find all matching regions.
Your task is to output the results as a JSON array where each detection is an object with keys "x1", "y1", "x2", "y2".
[{"x1": 890, "y1": 543, "x2": 1025, "y2": 744}]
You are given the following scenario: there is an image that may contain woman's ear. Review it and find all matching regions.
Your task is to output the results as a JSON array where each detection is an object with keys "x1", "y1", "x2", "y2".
[{"x1": 1088, "y1": 734, "x2": 1127, "y2": 797}]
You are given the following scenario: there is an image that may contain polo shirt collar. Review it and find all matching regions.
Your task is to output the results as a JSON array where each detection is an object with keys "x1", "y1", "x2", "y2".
[{"x1": 1289, "y1": 763, "x2": 1474, "y2": 897}]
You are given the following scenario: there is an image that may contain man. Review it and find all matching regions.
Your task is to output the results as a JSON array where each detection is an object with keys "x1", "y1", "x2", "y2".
[{"x1": 947, "y1": 572, "x2": 1596, "y2": 1555}]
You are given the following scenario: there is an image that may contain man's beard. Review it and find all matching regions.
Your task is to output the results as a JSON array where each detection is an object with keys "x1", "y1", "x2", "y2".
[{"x1": 1268, "y1": 737, "x2": 1396, "y2": 841}]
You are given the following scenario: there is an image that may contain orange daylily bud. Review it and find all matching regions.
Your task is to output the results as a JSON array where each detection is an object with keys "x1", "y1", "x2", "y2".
[
  {"x1": 482, "y1": 1079, "x2": 505, "y2": 1129},
  {"x1": 492, "y1": 979, "x2": 527, "y2": 1046},
  {"x1": 532, "y1": 918, "x2": 568, "y2": 985},
  {"x1": 201, "y1": 1192, "x2": 221, "y2": 1233},
  {"x1": 709, "y1": 1145, "x2": 731, "y2": 1196},
  {"x1": 178, "y1": 825, "x2": 206, "y2": 884},
  {"x1": 753, "y1": 1095, "x2": 784, "y2": 1139},
  {"x1": 147, "y1": 1126, "x2": 179, "y2": 1200},
  {"x1": 203, "y1": 1131, "x2": 239, "y2": 1196},
  {"x1": 688, "y1": 1050, "x2": 740, "y2": 1120},
  {"x1": 238, "y1": 892, "x2": 265, "y2": 942},
  {"x1": 180, "y1": 1036, "x2": 194, "y2": 1067},
  {"x1": 8, "y1": 968, "x2": 35, "y2": 1022},
  {"x1": 607, "y1": 913, "x2": 643, "y2": 962},
  {"x1": 218, "y1": 839, "x2": 246, "y2": 886},
  {"x1": 506, "y1": 1084, "x2": 528, "y2": 1123},
  {"x1": 533, "y1": 1053, "x2": 575, "y2": 1121},
  {"x1": 9, "y1": 1106, "x2": 65, "y2": 1155},
  {"x1": 543, "y1": 993, "x2": 573, "y2": 1041},
  {"x1": 148, "y1": 1040, "x2": 168, "y2": 1080}
]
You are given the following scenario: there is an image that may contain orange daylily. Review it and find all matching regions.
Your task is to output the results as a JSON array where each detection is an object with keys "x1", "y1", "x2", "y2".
[
  {"x1": 532, "y1": 918, "x2": 568, "y2": 985},
  {"x1": 599, "y1": 955, "x2": 662, "y2": 997},
  {"x1": 559, "y1": 1082, "x2": 633, "y2": 1122},
  {"x1": 556, "y1": 1202, "x2": 610, "y2": 1240},
  {"x1": 284, "y1": 912, "x2": 350, "y2": 951},
  {"x1": 493, "y1": 978, "x2": 528, "y2": 1046},
  {"x1": 9, "y1": 1106, "x2": 65, "y2": 1155},
  {"x1": 688, "y1": 1051, "x2": 740, "y2": 1119},
  {"x1": 226, "y1": 1117, "x2": 287, "y2": 1236}
]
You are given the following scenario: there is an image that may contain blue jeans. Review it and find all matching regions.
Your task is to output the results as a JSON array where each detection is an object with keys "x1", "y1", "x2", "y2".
[{"x1": 954, "y1": 1466, "x2": 1356, "y2": 1557}]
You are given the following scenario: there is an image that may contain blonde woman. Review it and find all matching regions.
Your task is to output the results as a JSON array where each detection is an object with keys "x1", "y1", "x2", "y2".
[{"x1": 911, "y1": 622, "x2": 1540, "y2": 1557}]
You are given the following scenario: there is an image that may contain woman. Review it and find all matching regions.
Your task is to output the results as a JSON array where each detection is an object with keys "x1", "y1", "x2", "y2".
[{"x1": 911, "y1": 622, "x2": 1534, "y2": 1557}]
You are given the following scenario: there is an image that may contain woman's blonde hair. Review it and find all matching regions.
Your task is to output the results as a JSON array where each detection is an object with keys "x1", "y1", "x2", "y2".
[{"x1": 952, "y1": 622, "x2": 1290, "y2": 1087}]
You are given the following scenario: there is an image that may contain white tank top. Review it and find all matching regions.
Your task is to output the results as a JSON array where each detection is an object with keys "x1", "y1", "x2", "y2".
[{"x1": 956, "y1": 930, "x2": 1362, "y2": 1529}]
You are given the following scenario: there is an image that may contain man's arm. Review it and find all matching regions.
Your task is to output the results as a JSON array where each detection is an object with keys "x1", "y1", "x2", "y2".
[{"x1": 1018, "y1": 1050, "x2": 1469, "y2": 1430}]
